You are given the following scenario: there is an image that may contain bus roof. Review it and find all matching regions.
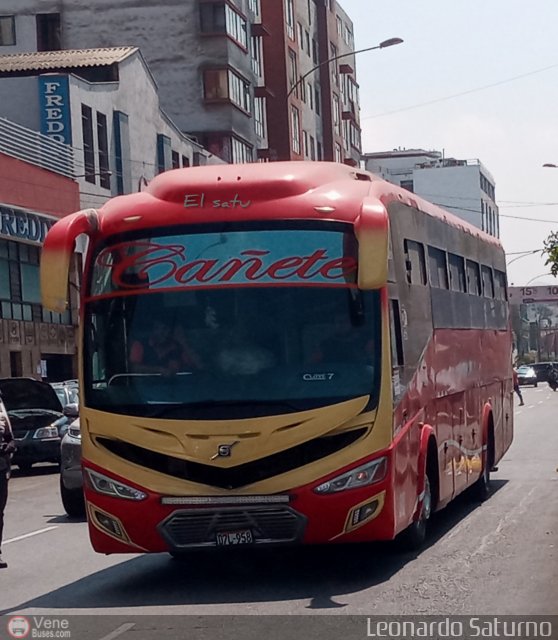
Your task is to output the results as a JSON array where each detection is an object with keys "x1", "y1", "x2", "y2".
[{"x1": 94, "y1": 161, "x2": 502, "y2": 251}]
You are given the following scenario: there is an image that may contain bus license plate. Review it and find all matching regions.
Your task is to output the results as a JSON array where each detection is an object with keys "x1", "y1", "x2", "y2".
[{"x1": 216, "y1": 530, "x2": 253, "y2": 546}]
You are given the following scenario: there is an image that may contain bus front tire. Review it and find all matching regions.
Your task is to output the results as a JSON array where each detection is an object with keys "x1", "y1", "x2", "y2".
[{"x1": 398, "y1": 475, "x2": 432, "y2": 552}]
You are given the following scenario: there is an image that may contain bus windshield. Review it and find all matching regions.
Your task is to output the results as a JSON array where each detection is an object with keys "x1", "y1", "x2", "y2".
[{"x1": 83, "y1": 226, "x2": 381, "y2": 419}]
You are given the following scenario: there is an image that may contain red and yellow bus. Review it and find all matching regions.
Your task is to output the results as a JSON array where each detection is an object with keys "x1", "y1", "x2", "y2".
[{"x1": 40, "y1": 161, "x2": 513, "y2": 554}]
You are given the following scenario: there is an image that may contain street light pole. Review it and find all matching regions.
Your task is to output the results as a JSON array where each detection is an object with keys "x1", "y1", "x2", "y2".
[{"x1": 286, "y1": 37, "x2": 403, "y2": 99}]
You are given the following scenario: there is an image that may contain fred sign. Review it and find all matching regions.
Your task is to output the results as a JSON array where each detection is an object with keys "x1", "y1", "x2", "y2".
[{"x1": 39, "y1": 75, "x2": 72, "y2": 145}]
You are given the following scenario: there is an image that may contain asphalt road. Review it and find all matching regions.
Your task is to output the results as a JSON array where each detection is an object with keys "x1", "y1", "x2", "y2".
[{"x1": 0, "y1": 385, "x2": 557, "y2": 629}]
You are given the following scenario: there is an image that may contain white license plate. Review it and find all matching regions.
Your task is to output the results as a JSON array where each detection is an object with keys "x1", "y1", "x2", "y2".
[{"x1": 216, "y1": 529, "x2": 253, "y2": 546}]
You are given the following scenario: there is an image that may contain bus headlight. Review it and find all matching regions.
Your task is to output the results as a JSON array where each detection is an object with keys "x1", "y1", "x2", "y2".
[
  {"x1": 86, "y1": 469, "x2": 147, "y2": 501},
  {"x1": 314, "y1": 457, "x2": 387, "y2": 494}
]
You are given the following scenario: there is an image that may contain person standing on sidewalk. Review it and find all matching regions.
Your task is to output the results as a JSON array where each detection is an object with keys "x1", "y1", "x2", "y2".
[
  {"x1": 513, "y1": 368, "x2": 525, "y2": 406},
  {"x1": 0, "y1": 391, "x2": 15, "y2": 569}
]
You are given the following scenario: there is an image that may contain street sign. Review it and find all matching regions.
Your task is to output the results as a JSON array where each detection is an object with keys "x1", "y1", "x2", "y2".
[{"x1": 508, "y1": 285, "x2": 558, "y2": 304}]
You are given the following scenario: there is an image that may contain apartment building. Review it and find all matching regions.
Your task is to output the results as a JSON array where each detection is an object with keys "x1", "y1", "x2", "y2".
[
  {"x1": 1, "y1": 0, "x2": 361, "y2": 164},
  {"x1": 363, "y1": 149, "x2": 500, "y2": 237}
]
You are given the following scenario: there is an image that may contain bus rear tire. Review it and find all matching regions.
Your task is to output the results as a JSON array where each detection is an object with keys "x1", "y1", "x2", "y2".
[
  {"x1": 470, "y1": 428, "x2": 493, "y2": 503},
  {"x1": 398, "y1": 475, "x2": 432, "y2": 552}
]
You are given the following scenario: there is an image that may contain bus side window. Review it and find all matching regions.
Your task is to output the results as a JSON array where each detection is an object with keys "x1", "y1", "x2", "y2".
[
  {"x1": 404, "y1": 239, "x2": 427, "y2": 285},
  {"x1": 466, "y1": 260, "x2": 481, "y2": 295},
  {"x1": 427, "y1": 246, "x2": 448, "y2": 289},
  {"x1": 481, "y1": 265, "x2": 494, "y2": 298},
  {"x1": 389, "y1": 299, "x2": 404, "y2": 367}
]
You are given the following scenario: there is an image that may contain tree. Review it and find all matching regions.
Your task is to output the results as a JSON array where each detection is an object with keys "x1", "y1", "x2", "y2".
[{"x1": 543, "y1": 231, "x2": 558, "y2": 276}]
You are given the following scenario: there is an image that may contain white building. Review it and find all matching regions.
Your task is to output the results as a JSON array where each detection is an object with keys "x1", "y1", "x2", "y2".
[
  {"x1": 363, "y1": 149, "x2": 500, "y2": 237},
  {"x1": 0, "y1": 47, "x2": 222, "y2": 210}
]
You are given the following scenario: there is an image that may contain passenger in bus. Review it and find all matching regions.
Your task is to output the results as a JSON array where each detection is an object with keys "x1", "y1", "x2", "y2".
[
  {"x1": 311, "y1": 313, "x2": 374, "y2": 364},
  {"x1": 129, "y1": 318, "x2": 202, "y2": 375}
]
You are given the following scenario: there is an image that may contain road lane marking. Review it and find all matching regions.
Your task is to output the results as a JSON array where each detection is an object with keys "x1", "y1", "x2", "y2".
[
  {"x1": 4, "y1": 526, "x2": 58, "y2": 544},
  {"x1": 98, "y1": 623, "x2": 135, "y2": 640}
]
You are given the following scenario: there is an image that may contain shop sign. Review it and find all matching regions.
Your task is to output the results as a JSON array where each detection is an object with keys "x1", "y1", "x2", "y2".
[{"x1": 0, "y1": 206, "x2": 55, "y2": 244}]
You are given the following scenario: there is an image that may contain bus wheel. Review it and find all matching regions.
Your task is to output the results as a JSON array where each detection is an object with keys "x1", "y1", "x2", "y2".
[
  {"x1": 470, "y1": 452, "x2": 491, "y2": 502},
  {"x1": 470, "y1": 427, "x2": 493, "y2": 503},
  {"x1": 398, "y1": 475, "x2": 432, "y2": 552}
]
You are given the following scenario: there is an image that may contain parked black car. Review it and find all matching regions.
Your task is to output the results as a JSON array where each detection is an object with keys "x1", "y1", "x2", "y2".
[
  {"x1": 530, "y1": 362, "x2": 558, "y2": 383},
  {"x1": 0, "y1": 378, "x2": 73, "y2": 472}
]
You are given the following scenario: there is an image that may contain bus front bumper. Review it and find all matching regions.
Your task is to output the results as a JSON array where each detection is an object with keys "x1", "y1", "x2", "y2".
[{"x1": 82, "y1": 459, "x2": 396, "y2": 554}]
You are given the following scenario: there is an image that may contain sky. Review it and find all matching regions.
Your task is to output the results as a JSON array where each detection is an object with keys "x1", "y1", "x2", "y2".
[{"x1": 339, "y1": 0, "x2": 558, "y2": 287}]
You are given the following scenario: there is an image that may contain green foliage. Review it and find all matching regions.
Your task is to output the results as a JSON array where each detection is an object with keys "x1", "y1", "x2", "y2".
[{"x1": 543, "y1": 231, "x2": 558, "y2": 277}]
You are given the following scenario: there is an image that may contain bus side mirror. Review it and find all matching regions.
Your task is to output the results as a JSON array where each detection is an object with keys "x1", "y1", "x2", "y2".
[
  {"x1": 355, "y1": 198, "x2": 389, "y2": 290},
  {"x1": 41, "y1": 209, "x2": 99, "y2": 313}
]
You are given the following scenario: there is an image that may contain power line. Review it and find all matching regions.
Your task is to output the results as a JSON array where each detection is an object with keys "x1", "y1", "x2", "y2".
[{"x1": 361, "y1": 61, "x2": 558, "y2": 120}]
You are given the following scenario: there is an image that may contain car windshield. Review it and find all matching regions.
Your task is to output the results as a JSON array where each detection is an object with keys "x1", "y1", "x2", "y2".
[{"x1": 83, "y1": 226, "x2": 381, "y2": 419}]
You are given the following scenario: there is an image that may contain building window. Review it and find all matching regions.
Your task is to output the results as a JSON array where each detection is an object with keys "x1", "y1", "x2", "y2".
[
  {"x1": 248, "y1": 0, "x2": 261, "y2": 21},
  {"x1": 309, "y1": 135, "x2": 316, "y2": 160},
  {"x1": 203, "y1": 68, "x2": 251, "y2": 113},
  {"x1": 332, "y1": 94, "x2": 340, "y2": 134},
  {"x1": 297, "y1": 22, "x2": 304, "y2": 50},
  {"x1": 113, "y1": 110, "x2": 128, "y2": 196},
  {"x1": 157, "y1": 133, "x2": 171, "y2": 173},
  {"x1": 0, "y1": 16, "x2": 15, "y2": 46},
  {"x1": 96, "y1": 111, "x2": 110, "y2": 189},
  {"x1": 303, "y1": 130, "x2": 309, "y2": 158},
  {"x1": 225, "y1": 4, "x2": 247, "y2": 48},
  {"x1": 285, "y1": 0, "x2": 295, "y2": 39},
  {"x1": 231, "y1": 136, "x2": 253, "y2": 163},
  {"x1": 329, "y1": 42, "x2": 338, "y2": 85},
  {"x1": 81, "y1": 104, "x2": 95, "y2": 184},
  {"x1": 36, "y1": 13, "x2": 60, "y2": 51},
  {"x1": 312, "y1": 38, "x2": 318, "y2": 64},
  {"x1": 335, "y1": 143, "x2": 343, "y2": 163},
  {"x1": 228, "y1": 70, "x2": 251, "y2": 112},
  {"x1": 200, "y1": 2, "x2": 247, "y2": 49},
  {"x1": 400, "y1": 180, "x2": 414, "y2": 193},
  {"x1": 172, "y1": 150, "x2": 180, "y2": 169},
  {"x1": 307, "y1": 82, "x2": 313, "y2": 110},
  {"x1": 317, "y1": 141, "x2": 322, "y2": 160},
  {"x1": 290, "y1": 106, "x2": 300, "y2": 154},
  {"x1": 315, "y1": 86, "x2": 320, "y2": 115},
  {"x1": 250, "y1": 35, "x2": 263, "y2": 79},
  {"x1": 182, "y1": 155, "x2": 190, "y2": 168},
  {"x1": 288, "y1": 49, "x2": 298, "y2": 98},
  {"x1": 254, "y1": 96, "x2": 266, "y2": 138}
]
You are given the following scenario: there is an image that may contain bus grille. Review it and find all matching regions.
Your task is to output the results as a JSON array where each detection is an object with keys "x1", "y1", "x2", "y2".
[
  {"x1": 159, "y1": 506, "x2": 306, "y2": 548},
  {"x1": 97, "y1": 427, "x2": 366, "y2": 489}
]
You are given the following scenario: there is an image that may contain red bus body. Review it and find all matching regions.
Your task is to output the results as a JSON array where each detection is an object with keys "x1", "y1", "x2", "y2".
[{"x1": 41, "y1": 162, "x2": 513, "y2": 553}]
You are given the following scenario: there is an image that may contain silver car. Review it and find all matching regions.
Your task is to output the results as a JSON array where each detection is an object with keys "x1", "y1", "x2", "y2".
[{"x1": 60, "y1": 415, "x2": 85, "y2": 517}]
